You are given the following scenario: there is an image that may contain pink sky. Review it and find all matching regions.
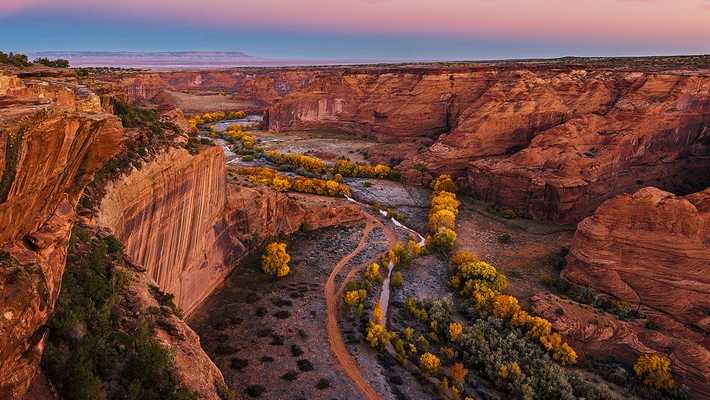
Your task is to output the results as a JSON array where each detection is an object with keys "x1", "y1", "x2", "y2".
[{"x1": 2, "y1": 0, "x2": 709, "y2": 44}]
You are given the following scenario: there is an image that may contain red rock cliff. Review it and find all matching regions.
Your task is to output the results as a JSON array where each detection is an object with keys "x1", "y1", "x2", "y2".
[
  {"x1": 263, "y1": 68, "x2": 710, "y2": 224},
  {"x1": 564, "y1": 186, "x2": 710, "y2": 333},
  {"x1": 97, "y1": 145, "x2": 363, "y2": 314},
  {"x1": 0, "y1": 72, "x2": 123, "y2": 398},
  {"x1": 97, "y1": 146, "x2": 228, "y2": 314},
  {"x1": 555, "y1": 186, "x2": 710, "y2": 397}
]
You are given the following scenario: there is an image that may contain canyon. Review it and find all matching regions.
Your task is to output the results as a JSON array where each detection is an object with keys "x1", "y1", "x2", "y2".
[
  {"x1": 113, "y1": 61, "x2": 710, "y2": 224},
  {"x1": 1, "y1": 56, "x2": 709, "y2": 400}
]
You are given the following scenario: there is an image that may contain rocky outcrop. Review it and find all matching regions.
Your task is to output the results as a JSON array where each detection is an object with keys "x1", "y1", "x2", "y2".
[
  {"x1": 465, "y1": 74, "x2": 710, "y2": 223},
  {"x1": 97, "y1": 145, "x2": 363, "y2": 314},
  {"x1": 563, "y1": 187, "x2": 710, "y2": 333},
  {"x1": 125, "y1": 256, "x2": 226, "y2": 400},
  {"x1": 102, "y1": 69, "x2": 319, "y2": 108},
  {"x1": 0, "y1": 73, "x2": 123, "y2": 398},
  {"x1": 532, "y1": 293, "x2": 710, "y2": 399},
  {"x1": 555, "y1": 186, "x2": 710, "y2": 397},
  {"x1": 104, "y1": 66, "x2": 710, "y2": 224}
]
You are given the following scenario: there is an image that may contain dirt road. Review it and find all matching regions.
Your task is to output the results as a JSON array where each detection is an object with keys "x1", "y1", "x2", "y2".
[{"x1": 324, "y1": 213, "x2": 398, "y2": 400}]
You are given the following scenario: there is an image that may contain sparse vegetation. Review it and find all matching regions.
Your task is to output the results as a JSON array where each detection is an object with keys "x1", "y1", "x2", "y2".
[
  {"x1": 0, "y1": 51, "x2": 30, "y2": 67},
  {"x1": 634, "y1": 354, "x2": 676, "y2": 390}
]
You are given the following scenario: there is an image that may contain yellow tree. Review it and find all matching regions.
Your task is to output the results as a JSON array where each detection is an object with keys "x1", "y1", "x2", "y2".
[
  {"x1": 261, "y1": 242, "x2": 291, "y2": 278},
  {"x1": 634, "y1": 354, "x2": 676, "y2": 390}
]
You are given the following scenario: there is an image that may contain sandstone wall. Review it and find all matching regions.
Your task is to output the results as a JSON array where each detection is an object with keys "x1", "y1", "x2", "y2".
[
  {"x1": 532, "y1": 293, "x2": 710, "y2": 399},
  {"x1": 266, "y1": 69, "x2": 710, "y2": 223},
  {"x1": 97, "y1": 145, "x2": 363, "y2": 315},
  {"x1": 97, "y1": 146, "x2": 228, "y2": 314},
  {"x1": 0, "y1": 73, "x2": 123, "y2": 398},
  {"x1": 557, "y1": 186, "x2": 710, "y2": 397}
]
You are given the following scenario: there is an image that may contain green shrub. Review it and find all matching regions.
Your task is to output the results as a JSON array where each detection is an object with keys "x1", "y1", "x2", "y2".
[
  {"x1": 0, "y1": 51, "x2": 30, "y2": 67},
  {"x1": 43, "y1": 228, "x2": 196, "y2": 400},
  {"x1": 498, "y1": 233, "x2": 513, "y2": 243},
  {"x1": 33, "y1": 57, "x2": 70, "y2": 68}
]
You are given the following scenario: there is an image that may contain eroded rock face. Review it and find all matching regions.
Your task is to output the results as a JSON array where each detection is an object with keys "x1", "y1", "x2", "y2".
[
  {"x1": 564, "y1": 187, "x2": 710, "y2": 333},
  {"x1": 0, "y1": 73, "x2": 123, "y2": 398},
  {"x1": 106, "y1": 67, "x2": 710, "y2": 224},
  {"x1": 97, "y1": 146, "x2": 228, "y2": 314},
  {"x1": 97, "y1": 145, "x2": 363, "y2": 314},
  {"x1": 465, "y1": 74, "x2": 710, "y2": 223},
  {"x1": 531, "y1": 293, "x2": 710, "y2": 399},
  {"x1": 556, "y1": 187, "x2": 710, "y2": 397}
]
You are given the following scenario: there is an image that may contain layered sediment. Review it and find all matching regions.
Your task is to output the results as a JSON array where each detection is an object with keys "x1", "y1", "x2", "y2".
[
  {"x1": 563, "y1": 186, "x2": 710, "y2": 335},
  {"x1": 97, "y1": 145, "x2": 363, "y2": 314},
  {"x1": 550, "y1": 186, "x2": 710, "y2": 398},
  {"x1": 111, "y1": 65, "x2": 710, "y2": 224},
  {"x1": 0, "y1": 71, "x2": 123, "y2": 398}
]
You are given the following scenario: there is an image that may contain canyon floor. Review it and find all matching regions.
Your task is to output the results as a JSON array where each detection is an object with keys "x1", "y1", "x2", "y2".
[{"x1": 188, "y1": 124, "x2": 616, "y2": 399}]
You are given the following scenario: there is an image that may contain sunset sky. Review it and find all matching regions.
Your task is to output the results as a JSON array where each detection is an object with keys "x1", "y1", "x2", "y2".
[{"x1": 1, "y1": 0, "x2": 709, "y2": 60}]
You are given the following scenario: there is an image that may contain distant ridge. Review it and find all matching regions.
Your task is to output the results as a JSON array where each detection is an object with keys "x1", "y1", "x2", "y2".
[{"x1": 29, "y1": 51, "x2": 252, "y2": 58}]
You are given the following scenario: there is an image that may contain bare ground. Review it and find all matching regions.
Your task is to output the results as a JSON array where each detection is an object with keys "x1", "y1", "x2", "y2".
[{"x1": 189, "y1": 223, "x2": 366, "y2": 400}]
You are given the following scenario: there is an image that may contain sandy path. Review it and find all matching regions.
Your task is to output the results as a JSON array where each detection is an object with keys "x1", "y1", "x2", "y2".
[{"x1": 325, "y1": 214, "x2": 394, "y2": 400}]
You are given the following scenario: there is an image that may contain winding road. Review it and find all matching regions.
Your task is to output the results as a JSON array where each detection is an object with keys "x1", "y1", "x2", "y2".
[
  {"x1": 325, "y1": 200, "x2": 426, "y2": 400},
  {"x1": 324, "y1": 216, "x2": 382, "y2": 400}
]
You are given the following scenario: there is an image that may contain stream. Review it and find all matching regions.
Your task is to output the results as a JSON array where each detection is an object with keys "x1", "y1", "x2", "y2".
[
  {"x1": 346, "y1": 196, "x2": 426, "y2": 326},
  {"x1": 212, "y1": 120, "x2": 426, "y2": 328}
]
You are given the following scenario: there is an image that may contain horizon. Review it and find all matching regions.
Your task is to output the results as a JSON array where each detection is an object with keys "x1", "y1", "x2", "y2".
[{"x1": 2, "y1": 0, "x2": 710, "y2": 60}]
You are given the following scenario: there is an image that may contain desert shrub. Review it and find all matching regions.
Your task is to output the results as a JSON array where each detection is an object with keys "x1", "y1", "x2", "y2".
[
  {"x1": 343, "y1": 289, "x2": 368, "y2": 316},
  {"x1": 429, "y1": 209, "x2": 456, "y2": 231},
  {"x1": 227, "y1": 111, "x2": 247, "y2": 119},
  {"x1": 448, "y1": 322, "x2": 463, "y2": 341},
  {"x1": 115, "y1": 100, "x2": 160, "y2": 129},
  {"x1": 364, "y1": 262, "x2": 382, "y2": 283},
  {"x1": 366, "y1": 321, "x2": 395, "y2": 349},
  {"x1": 450, "y1": 362, "x2": 468, "y2": 385},
  {"x1": 500, "y1": 208, "x2": 517, "y2": 219},
  {"x1": 492, "y1": 295, "x2": 521, "y2": 319},
  {"x1": 410, "y1": 299, "x2": 611, "y2": 400},
  {"x1": 265, "y1": 150, "x2": 327, "y2": 174},
  {"x1": 0, "y1": 51, "x2": 30, "y2": 67},
  {"x1": 216, "y1": 382, "x2": 237, "y2": 400},
  {"x1": 498, "y1": 233, "x2": 513, "y2": 243},
  {"x1": 332, "y1": 158, "x2": 393, "y2": 179},
  {"x1": 428, "y1": 228, "x2": 457, "y2": 251},
  {"x1": 261, "y1": 242, "x2": 291, "y2": 278},
  {"x1": 390, "y1": 271, "x2": 403, "y2": 288},
  {"x1": 236, "y1": 166, "x2": 351, "y2": 197},
  {"x1": 634, "y1": 354, "x2": 676, "y2": 390},
  {"x1": 33, "y1": 57, "x2": 70, "y2": 68}
]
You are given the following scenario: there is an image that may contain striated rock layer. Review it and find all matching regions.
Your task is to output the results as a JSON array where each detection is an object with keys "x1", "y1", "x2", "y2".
[
  {"x1": 564, "y1": 187, "x2": 710, "y2": 334},
  {"x1": 0, "y1": 72, "x2": 123, "y2": 398},
  {"x1": 97, "y1": 146, "x2": 228, "y2": 314},
  {"x1": 556, "y1": 186, "x2": 710, "y2": 397},
  {"x1": 97, "y1": 145, "x2": 363, "y2": 314},
  {"x1": 107, "y1": 65, "x2": 710, "y2": 224}
]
